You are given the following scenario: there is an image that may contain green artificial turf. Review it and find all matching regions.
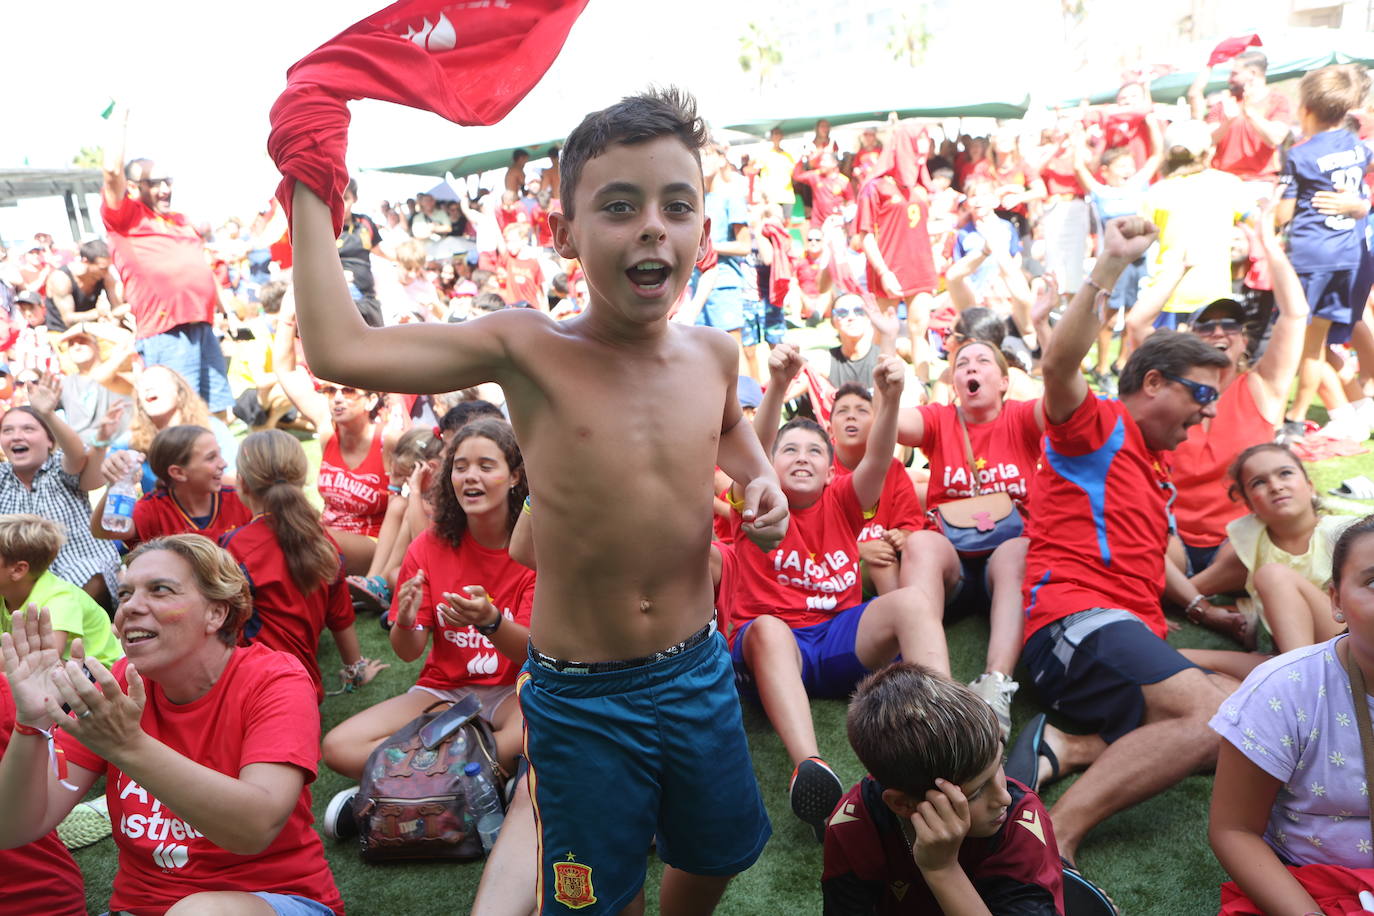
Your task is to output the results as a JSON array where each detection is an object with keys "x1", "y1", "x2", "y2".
[{"x1": 67, "y1": 372, "x2": 1374, "y2": 915}]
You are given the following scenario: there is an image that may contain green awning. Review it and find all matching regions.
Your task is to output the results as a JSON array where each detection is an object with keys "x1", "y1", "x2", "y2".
[
  {"x1": 372, "y1": 137, "x2": 563, "y2": 180},
  {"x1": 723, "y1": 98, "x2": 1030, "y2": 137}
]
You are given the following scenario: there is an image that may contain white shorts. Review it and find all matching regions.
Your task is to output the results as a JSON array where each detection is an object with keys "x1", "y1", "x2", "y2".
[{"x1": 408, "y1": 682, "x2": 518, "y2": 721}]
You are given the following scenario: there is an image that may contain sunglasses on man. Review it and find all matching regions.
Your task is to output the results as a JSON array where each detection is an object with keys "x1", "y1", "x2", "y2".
[
  {"x1": 1192, "y1": 318, "x2": 1242, "y2": 336},
  {"x1": 1161, "y1": 372, "x2": 1219, "y2": 406},
  {"x1": 317, "y1": 384, "x2": 364, "y2": 399},
  {"x1": 832, "y1": 304, "x2": 866, "y2": 320}
]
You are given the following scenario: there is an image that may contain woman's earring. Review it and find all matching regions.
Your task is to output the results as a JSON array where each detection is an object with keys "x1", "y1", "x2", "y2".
[{"x1": 1335, "y1": 610, "x2": 1347, "y2": 624}]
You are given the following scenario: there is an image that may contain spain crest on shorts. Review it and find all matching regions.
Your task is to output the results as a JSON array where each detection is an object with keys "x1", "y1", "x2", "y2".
[{"x1": 553, "y1": 853, "x2": 596, "y2": 909}]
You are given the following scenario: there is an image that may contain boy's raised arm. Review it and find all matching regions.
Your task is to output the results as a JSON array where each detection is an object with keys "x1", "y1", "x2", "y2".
[
  {"x1": 290, "y1": 185, "x2": 515, "y2": 394},
  {"x1": 852, "y1": 356, "x2": 904, "y2": 510}
]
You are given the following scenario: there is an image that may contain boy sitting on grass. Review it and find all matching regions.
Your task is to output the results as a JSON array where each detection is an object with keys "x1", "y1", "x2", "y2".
[
  {"x1": 822, "y1": 663, "x2": 1064, "y2": 915},
  {"x1": 0, "y1": 514, "x2": 121, "y2": 666},
  {"x1": 729, "y1": 343, "x2": 946, "y2": 840},
  {"x1": 285, "y1": 87, "x2": 787, "y2": 915}
]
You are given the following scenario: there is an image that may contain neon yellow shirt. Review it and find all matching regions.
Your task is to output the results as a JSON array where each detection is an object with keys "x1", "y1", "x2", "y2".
[{"x1": 1, "y1": 570, "x2": 123, "y2": 666}]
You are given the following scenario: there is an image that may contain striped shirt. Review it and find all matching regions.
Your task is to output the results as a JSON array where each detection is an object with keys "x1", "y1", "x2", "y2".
[{"x1": 0, "y1": 452, "x2": 119, "y2": 593}]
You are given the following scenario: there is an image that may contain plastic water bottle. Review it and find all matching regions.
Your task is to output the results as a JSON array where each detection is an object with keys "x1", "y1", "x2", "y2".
[
  {"x1": 101, "y1": 457, "x2": 142, "y2": 536},
  {"x1": 463, "y1": 761, "x2": 504, "y2": 853}
]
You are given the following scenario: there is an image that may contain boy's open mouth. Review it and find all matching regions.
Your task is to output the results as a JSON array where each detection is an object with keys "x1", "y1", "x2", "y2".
[
  {"x1": 627, "y1": 260, "x2": 670, "y2": 290},
  {"x1": 966, "y1": 379, "x2": 982, "y2": 394}
]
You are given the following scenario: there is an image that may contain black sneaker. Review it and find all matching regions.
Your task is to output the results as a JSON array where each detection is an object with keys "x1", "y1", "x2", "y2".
[
  {"x1": 323, "y1": 787, "x2": 360, "y2": 840},
  {"x1": 789, "y1": 756, "x2": 844, "y2": 842}
]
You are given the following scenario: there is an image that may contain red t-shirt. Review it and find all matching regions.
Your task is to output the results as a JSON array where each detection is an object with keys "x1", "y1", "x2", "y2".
[
  {"x1": 530, "y1": 203, "x2": 554, "y2": 248},
  {"x1": 855, "y1": 178, "x2": 937, "y2": 297},
  {"x1": 100, "y1": 196, "x2": 218, "y2": 340},
  {"x1": 131, "y1": 487, "x2": 253, "y2": 550},
  {"x1": 0, "y1": 679, "x2": 86, "y2": 916},
  {"x1": 795, "y1": 249, "x2": 824, "y2": 295},
  {"x1": 1172, "y1": 373, "x2": 1273, "y2": 548},
  {"x1": 793, "y1": 164, "x2": 856, "y2": 227},
  {"x1": 495, "y1": 204, "x2": 531, "y2": 233},
  {"x1": 317, "y1": 428, "x2": 389, "y2": 538},
  {"x1": 1084, "y1": 107, "x2": 1153, "y2": 171},
  {"x1": 1208, "y1": 92, "x2": 1292, "y2": 180},
  {"x1": 1022, "y1": 395, "x2": 1173, "y2": 642},
  {"x1": 1039, "y1": 141, "x2": 1087, "y2": 198},
  {"x1": 833, "y1": 456, "x2": 925, "y2": 541},
  {"x1": 498, "y1": 250, "x2": 545, "y2": 307},
  {"x1": 391, "y1": 528, "x2": 535, "y2": 690},
  {"x1": 725, "y1": 478, "x2": 867, "y2": 642},
  {"x1": 822, "y1": 776, "x2": 1064, "y2": 915},
  {"x1": 59, "y1": 646, "x2": 344, "y2": 916},
  {"x1": 220, "y1": 516, "x2": 353, "y2": 702},
  {"x1": 914, "y1": 400, "x2": 1043, "y2": 510}
]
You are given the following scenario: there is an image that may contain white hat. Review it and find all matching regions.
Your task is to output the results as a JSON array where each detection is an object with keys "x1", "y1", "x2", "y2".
[{"x1": 1165, "y1": 120, "x2": 1213, "y2": 158}]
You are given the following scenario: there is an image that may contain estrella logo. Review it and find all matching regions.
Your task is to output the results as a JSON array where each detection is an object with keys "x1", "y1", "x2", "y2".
[
  {"x1": 467, "y1": 652, "x2": 500, "y2": 676},
  {"x1": 151, "y1": 842, "x2": 189, "y2": 869}
]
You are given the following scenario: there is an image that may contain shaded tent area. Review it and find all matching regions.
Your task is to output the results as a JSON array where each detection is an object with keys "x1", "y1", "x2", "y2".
[
  {"x1": 721, "y1": 96, "x2": 1030, "y2": 138},
  {"x1": 1061, "y1": 28, "x2": 1374, "y2": 106},
  {"x1": 376, "y1": 139, "x2": 562, "y2": 182},
  {"x1": 0, "y1": 168, "x2": 102, "y2": 241}
]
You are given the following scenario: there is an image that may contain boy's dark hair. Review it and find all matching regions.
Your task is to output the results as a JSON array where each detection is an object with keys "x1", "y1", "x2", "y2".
[
  {"x1": 1117, "y1": 330, "x2": 1231, "y2": 396},
  {"x1": 559, "y1": 86, "x2": 709, "y2": 219},
  {"x1": 0, "y1": 514, "x2": 65, "y2": 576},
  {"x1": 438, "y1": 398, "x2": 504, "y2": 434},
  {"x1": 79, "y1": 239, "x2": 109, "y2": 262},
  {"x1": 930, "y1": 165, "x2": 955, "y2": 182},
  {"x1": 1300, "y1": 64, "x2": 1368, "y2": 128},
  {"x1": 847, "y1": 663, "x2": 1000, "y2": 798},
  {"x1": 952, "y1": 306, "x2": 1006, "y2": 347},
  {"x1": 474, "y1": 291, "x2": 507, "y2": 313},
  {"x1": 832, "y1": 382, "x2": 872, "y2": 406},
  {"x1": 471, "y1": 268, "x2": 494, "y2": 289},
  {"x1": 258, "y1": 280, "x2": 288, "y2": 315},
  {"x1": 772, "y1": 417, "x2": 834, "y2": 461}
]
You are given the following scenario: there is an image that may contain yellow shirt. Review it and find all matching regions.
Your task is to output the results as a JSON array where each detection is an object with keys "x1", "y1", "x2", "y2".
[
  {"x1": 755, "y1": 147, "x2": 797, "y2": 206},
  {"x1": 1143, "y1": 169, "x2": 1249, "y2": 313},
  {"x1": 1, "y1": 570, "x2": 123, "y2": 666}
]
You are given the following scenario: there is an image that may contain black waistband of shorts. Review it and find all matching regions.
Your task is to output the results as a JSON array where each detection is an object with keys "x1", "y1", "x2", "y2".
[{"x1": 528, "y1": 621, "x2": 715, "y2": 674}]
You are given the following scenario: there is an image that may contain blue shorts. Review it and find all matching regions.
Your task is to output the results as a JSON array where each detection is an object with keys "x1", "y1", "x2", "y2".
[
  {"x1": 104, "y1": 894, "x2": 333, "y2": 916},
  {"x1": 1108, "y1": 256, "x2": 1148, "y2": 312},
  {"x1": 1022, "y1": 608, "x2": 1197, "y2": 743},
  {"x1": 945, "y1": 557, "x2": 993, "y2": 621},
  {"x1": 136, "y1": 322, "x2": 233, "y2": 412},
  {"x1": 518, "y1": 631, "x2": 769, "y2": 914},
  {"x1": 761, "y1": 303, "x2": 786, "y2": 347},
  {"x1": 730, "y1": 602, "x2": 873, "y2": 700},
  {"x1": 1301, "y1": 268, "x2": 1369, "y2": 344},
  {"x1": 698, "y1": 286, "x2": 746, "y2": 333}
]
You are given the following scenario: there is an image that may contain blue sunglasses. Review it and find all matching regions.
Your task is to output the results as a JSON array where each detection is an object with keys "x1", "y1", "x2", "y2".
[{"x1": 1161, "y1": 372, "x2": 1219, "y2": 406}]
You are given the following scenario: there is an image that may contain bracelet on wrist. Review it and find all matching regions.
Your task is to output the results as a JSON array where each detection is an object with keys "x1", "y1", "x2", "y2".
[
  {"x1": 521, "y1": 495, "x2": 532, "y2": 516},
  {"x1": 476, "y1": 612, "x2": 503, "y2": 636},
  {"x1": 387, "y1": 484, "x2": 404, "y2": 494},
  {"x1": 13, "y1": 721, "x2": 52, "y2": 738}
]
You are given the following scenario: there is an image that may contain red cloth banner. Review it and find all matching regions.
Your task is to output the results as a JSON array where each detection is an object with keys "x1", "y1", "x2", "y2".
[
  {"x1": 268, "y1": 0, "x2": 590, "y2": 233},
  {"x1": 1207, "y1": 33, "x2": 1263, "y2": 67}
]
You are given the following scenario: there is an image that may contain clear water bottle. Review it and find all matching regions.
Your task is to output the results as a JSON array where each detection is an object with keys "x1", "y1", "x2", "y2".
[
  {"x1": 462, "y1": 761, "x2": 504, "y2": 853},
  {"x1": 102, "y1": 457, "x2": 142, "y2": 536}
]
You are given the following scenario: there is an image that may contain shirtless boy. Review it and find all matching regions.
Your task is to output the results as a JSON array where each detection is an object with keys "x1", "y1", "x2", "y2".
[{"x1": 288, "y1": 88, "x2": 786, "y2": 915}]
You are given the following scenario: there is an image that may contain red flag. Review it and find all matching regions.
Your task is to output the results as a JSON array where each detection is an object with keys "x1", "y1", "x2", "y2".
[
  {"x1": 759, "y1": 221, "x2": 794, "y2": 307},
  {"x1": 1207, "y1": 33, "x2": 1262, "y2": 67},
  {"x1": 268, "y1": 0, "x2": 590, "y2": 233}
]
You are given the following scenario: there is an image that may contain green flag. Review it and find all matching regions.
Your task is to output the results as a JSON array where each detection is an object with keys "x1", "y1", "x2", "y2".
[{"x1": 99, "y1": 99, "x2": 115, "y2": 120}]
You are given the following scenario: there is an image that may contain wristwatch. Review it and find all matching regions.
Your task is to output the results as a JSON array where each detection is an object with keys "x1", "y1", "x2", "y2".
[{"x1": 476, "y1": 613, "x2": 503, "y2": 636}]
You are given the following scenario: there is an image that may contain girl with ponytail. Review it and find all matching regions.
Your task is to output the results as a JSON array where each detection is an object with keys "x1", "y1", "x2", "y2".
[{"x1": 220, "y1": 429, "x2": 385, "y2": 702}]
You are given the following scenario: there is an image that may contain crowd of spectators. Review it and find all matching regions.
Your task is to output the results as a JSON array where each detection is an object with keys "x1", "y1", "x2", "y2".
[{"x1": 3, "y1": 43, "x2": 1374, "y2": 916}]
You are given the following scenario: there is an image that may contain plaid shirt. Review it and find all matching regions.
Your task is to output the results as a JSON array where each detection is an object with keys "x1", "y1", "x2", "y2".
[{"x1": 0, "y1": 451, "x2": 118, "y2": 592}]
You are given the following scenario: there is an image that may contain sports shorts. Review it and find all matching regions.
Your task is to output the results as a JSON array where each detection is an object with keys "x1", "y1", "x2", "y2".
[
  {"x1": 518, "y1": 627, "x2": 770, "y2": 914},
  {"x1": 730, "y1": 602, "x2": 873, "y2": 700}
]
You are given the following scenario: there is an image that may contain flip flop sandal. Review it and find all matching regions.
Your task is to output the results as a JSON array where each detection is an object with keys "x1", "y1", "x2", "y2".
[
  {"x1": 1061, "y1": 857, "x2": 1120, "y2": 916},
  {"x1": 1005, "y1": 713, "x2": 1060, "y2": 793},
  {"x1": 57, "y1": 797, "x2": 112, "y2": 850},
  {"x1": 348, "y1": 575, "x2": 392, "y2": 615},
  {"x1": 1331, "y1": 475, "x2": 1374, "y2": 499}
]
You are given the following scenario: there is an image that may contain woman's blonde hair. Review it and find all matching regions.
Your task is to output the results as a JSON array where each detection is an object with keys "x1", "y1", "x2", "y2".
[
  {"x1": 124, "y1": 535, "x2": 252, "y2": 646},
  {"x1": 130, "y1": 366, "x2": 212, "y2": 452}
]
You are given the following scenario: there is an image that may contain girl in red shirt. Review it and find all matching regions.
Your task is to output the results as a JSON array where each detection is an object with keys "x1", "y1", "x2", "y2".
[
  {"x1": 222, "y1": 429, "x2": 383, "y2": 702},
  {"x1": 897, "y1": 339, "x2": 1047, "y2": 738},
  {"x1": 322, "y1": 419, "x2": 533, "y2": 795},
  {"x1": 91, "y1": 424, "x2": 251, "y2": 546}
]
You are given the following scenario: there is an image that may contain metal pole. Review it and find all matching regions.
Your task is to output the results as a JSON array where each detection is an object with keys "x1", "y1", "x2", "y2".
[
  {"x1": 76, "y1": 192, "x2": 94, "y2": 236},
  {"x1": 62, "y1": 190, "x2": 80, "y2": 243}
]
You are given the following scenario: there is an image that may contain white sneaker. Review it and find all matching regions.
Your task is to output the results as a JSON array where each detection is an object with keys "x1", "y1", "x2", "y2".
[
  {"x1": 323, "y1": 786, "x2": 360, "y2": 840},
  {"x1": 969, "y1": 671, "x2": 1019, "y2": 743},
  {"x1": 1321, "y1": 416, "x2": 1370, "y2": 442}
]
